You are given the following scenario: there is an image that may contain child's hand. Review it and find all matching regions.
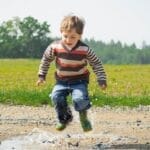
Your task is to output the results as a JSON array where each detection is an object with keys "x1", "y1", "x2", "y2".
[
  {"x1": 36, "y1": 79, "x2": 45, "y2": 86},
  {"x1": 100, "y1": 84, "x2": 107, "y2": 90}
]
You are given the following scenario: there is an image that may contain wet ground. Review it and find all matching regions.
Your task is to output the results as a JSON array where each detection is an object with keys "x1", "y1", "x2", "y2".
[{"x1": 0, "y1": 105, "x2": 150, "y2": 149}]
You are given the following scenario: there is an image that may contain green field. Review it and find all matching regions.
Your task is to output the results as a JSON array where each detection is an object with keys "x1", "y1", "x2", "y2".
[{"x1": 0, "y1": 59, "x2": 149, "y2": 107}]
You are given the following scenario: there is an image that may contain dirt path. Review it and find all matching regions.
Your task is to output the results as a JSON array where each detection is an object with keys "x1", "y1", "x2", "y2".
[{"x1": 0, "y1": 105, "x2": 150, "y2": 149}]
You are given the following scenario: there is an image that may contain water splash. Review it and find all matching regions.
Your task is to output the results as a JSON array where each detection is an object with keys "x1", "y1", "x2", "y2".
[{"x1": 0, "y1": 127, "x2": 139, "y2": 150}]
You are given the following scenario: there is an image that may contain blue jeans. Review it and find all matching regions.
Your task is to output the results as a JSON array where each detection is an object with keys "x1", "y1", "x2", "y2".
[{"x1": 50, "y1": 80, "x2": 91, "y2": 123}]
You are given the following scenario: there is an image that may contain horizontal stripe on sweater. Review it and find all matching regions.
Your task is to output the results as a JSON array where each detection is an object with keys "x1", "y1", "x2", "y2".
[
  {"x1": 56, "y1": 58, "x2": 87, "y2": 67},
  {"x1": 55, "y1": 52, "x2": 86, "y2": 61},
  {"x1": 56, "y1": 68, "x2": 89, "y2": 77}
]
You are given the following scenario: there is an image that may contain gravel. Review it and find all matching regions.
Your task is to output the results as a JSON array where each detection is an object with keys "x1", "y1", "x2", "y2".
[{"x1": 0, "y1": 104, "x2": 150, "y2": 149}]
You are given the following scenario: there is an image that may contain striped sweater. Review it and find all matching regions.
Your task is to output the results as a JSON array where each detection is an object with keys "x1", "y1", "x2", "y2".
[{"x1": 38, "y1": 40, "x2": 107, "y2": 86}]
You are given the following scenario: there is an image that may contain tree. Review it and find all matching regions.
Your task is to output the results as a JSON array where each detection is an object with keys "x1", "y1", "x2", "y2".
[
  {"x1": 19, "y1": 16, "x2": 53, "y2": 58},
  {"x1": 0, "y1": 18, "x2": 21, "y2": 57},
  {"x1": 0, "y1": 16, "x2": 52, "y2": 58},
  {"x1": 84, "y1": 38, "x2": 150, "y2": 64}
]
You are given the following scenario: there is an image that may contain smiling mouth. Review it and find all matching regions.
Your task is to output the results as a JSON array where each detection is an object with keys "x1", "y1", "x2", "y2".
[{"x1": 66, "y1": 43, "x2": 72, "y2": 46}]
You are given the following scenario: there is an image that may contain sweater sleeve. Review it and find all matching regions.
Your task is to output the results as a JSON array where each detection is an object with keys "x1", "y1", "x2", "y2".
[
  {"x1": 38, "y1": 44, "x2": 55, "y2": 80},
  {"x1": 87, "y1": 48, "x2": 107, "y2": 86}
]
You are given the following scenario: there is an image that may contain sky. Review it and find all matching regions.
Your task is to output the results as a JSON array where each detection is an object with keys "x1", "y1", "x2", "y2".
[{"x1": 0, "y1": 0, "x2": 150, "y2": 48}]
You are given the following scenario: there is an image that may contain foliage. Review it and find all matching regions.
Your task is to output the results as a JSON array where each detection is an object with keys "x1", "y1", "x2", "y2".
[
  {"x1": 0, "y1": 16, "x2": 52, "y2": 58},
  {"x1": 0, "y1": 16, "x2": 150, "y2": 64},
  {"x1": 0, "y1": 59, "x2": 149, "y2": 107},
  {"x1": 84, "y1": 38, "x2": 150, "y2": 64}
]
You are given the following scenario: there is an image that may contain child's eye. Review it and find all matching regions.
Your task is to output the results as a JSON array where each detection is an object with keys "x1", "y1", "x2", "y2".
[
  {"x1": 64, "y1": 35, "x2": 68, "y2": 38},
  {"x1": 71, "y1": 37, "x2": 76, "y2": 39}
]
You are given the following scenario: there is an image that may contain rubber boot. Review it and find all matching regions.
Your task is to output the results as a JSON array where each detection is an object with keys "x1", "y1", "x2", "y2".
[
  {"x1": 79, "y1": 110, "x2": 92, "y2": 132},
  {"x1": 55, "y1": 122, "x2": 66, "y2": 131}
]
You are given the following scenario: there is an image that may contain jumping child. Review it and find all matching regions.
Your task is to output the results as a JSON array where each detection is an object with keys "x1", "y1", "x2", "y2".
[{"x1": 36, "y1": 14, "x2": 107, "y2": 131}]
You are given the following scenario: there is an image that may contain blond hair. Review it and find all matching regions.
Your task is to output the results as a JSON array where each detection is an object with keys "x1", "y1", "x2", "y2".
[{"x1": 60, "y1": 15, "x2": 85, "y2": 34}]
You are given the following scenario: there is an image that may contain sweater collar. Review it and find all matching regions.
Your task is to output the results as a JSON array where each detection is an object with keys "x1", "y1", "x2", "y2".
[{"x1": 61, "y1": 40, "x2": 80, "y2": 52}]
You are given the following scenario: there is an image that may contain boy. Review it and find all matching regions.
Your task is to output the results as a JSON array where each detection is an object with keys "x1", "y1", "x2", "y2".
[{"x1": 36, "y1": 15, "x2": 107, "y2": 131}]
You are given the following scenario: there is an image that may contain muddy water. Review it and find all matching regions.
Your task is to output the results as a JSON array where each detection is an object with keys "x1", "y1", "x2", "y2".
[
  {"x1": 1, "y1": 128, "x2": 149, "y2": 150},
  {"x1": 0, "y1": 105, "x2": 150, "y2": 149}
]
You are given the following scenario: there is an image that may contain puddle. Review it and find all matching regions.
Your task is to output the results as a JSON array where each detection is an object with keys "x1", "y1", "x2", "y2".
[{"x1": 1, "y1": 128, "x2": 148, "y2": 150}]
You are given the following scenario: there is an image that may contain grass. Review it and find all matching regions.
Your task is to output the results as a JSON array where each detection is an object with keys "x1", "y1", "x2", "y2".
[{"x1": 0, "y1": 59, "x2": 150, "y2": 107}]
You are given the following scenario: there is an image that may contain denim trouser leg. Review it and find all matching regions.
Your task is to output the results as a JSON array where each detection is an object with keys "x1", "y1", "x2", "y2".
[
  {"x1": 71, "y1": 83, "x2": 91, "y2": 111},
  {"x1": 50, "y1": 81, "x2": 91, "y2": 123},
  {"x1": 50, "y1": 84, "x2": 70, "y2": 123}
]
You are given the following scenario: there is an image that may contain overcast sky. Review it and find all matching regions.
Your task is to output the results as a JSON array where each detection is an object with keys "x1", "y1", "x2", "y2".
[{"x1": 0, "y1": 0, "x2": 150, "y2": 48}]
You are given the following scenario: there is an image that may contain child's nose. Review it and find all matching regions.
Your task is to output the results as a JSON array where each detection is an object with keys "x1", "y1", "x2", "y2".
[{"x1": 66, "y1": 38, "x2": 71, "y2": 43}]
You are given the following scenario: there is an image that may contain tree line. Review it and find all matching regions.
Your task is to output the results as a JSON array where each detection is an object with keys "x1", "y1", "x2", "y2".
[
  {"x1": 85, "y1": 39, "x2": 150, "y2": 64},
  {"x1": 0, "y1": 16, "x2": 149, "y2": 64}
]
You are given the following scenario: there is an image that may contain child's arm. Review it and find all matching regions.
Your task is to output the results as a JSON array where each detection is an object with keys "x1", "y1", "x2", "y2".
[
  {"x1": 37, "y1": 45, "x2": 55, "y2": 86},
  {"x1": 87, "y1": 48, "x2": 107, "y2": 89}
]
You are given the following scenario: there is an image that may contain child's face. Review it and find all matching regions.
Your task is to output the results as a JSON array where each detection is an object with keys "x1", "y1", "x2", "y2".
[{"x1": 61, "y1": 28, "x2": 81, "y2": 49}]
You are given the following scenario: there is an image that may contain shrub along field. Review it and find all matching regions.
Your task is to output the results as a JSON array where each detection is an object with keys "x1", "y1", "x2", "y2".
[{"x1": 0, "y1": 59, "x2": 149, "y2": 107}]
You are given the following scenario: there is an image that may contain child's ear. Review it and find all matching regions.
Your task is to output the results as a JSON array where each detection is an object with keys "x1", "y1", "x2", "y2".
[
  {"x1": 79, "y1": 34, "x2": 81, "y2": 37},
  {"x1": 79, "y1": 34, "x2": 82, "y2": 39}
]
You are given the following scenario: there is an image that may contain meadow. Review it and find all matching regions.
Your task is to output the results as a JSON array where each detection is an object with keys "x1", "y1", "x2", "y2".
[{"x1": 0, "y1": 59, "x2": 149, "y2": 107}]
